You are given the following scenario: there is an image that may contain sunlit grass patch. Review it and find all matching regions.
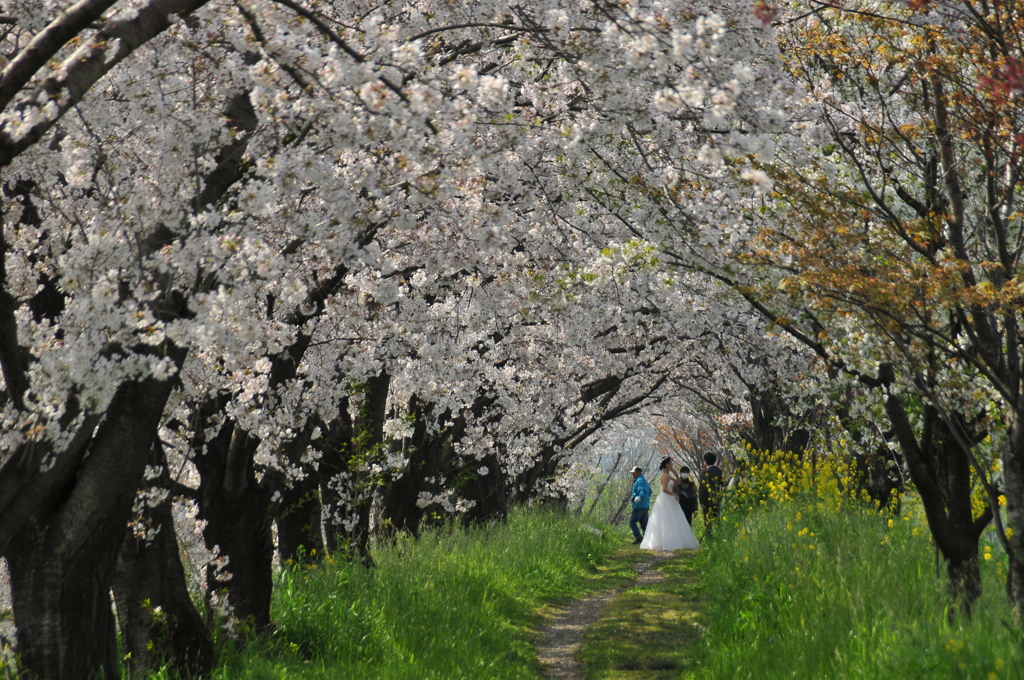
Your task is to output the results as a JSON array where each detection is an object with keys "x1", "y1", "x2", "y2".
[
  {"x1": 696, "y1": 498, "x2": 1023, "y2": 680},
  {"x1": 207, "y1": 507, "x2": 621, "y2": 680},
  {"x1": 577, "y1": 552, "x2": 704, "y2": 680}
]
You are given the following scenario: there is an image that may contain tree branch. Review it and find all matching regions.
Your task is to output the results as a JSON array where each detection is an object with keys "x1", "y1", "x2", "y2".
[
  {"x1": 0, "y1": 0, "x2": 212, "y2": 168},
  {"x1": 408, "y1": 22, "x2": 545, "y2": 41},
  {"x1": 0, "y1": 0, "x2": 120, "y2": 114},
  {"x1": 0, "y1": 218, "x2": 28, "y2": 409},
  {"x1": 269, "y1": 0, "x2": 364, "y2": 63}
]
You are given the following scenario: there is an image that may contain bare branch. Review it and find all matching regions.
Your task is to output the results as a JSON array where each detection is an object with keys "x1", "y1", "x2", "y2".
[
  {"x1": 408, "y1": 22, "x2": 546, "y2": 41},
  {"x1": 269, "y1": 0, "x2": 365, "y2": 63}
]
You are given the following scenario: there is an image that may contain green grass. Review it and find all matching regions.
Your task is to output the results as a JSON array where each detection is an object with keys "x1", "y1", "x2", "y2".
[
  {"x1": 210, "y1": 508, "x2": 624, "y2": 680},
  {"x1": 577, "y1": 550, "x2": 704, "y2": 679},
  {"x1": 694, "y1": 498, "x2": 1024, "y2": 680},
  {"x1": 183, "y1": 496, "x2": 1024, "y2": 680}
]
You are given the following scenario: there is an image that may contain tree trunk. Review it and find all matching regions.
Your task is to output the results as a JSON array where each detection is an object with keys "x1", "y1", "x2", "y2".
[
  {"x1": 885, "y1": 394, "x2": 991, "y2": 617},
  {"x1": 266, "y1": 450, "x2": 324, "y2": 564},
  {"x1": 947, "y1": 552, "x2": 983, "y2": 620},
  {"x1": 461, "y1": 450, "x2": 508, "y2": 525},
  {"x1": 194, "y1": 423, "x2": 274, "y2": 631},
  {"x1": 376, "y1": 398, "x2": 458, "y2": 538},
  {"x1": 1003, "y1": 404, "x2": 1024, "y2": 619},
  {"x1": 317, "y1": 373, "x2": 389, "y2": 563},
  {"x1": 112, "y1": 441, "x2": 212, "y2": 678},
  {"x1": 511, "y1": 443, "x2": 564, "y2": 504},
  {"x1": 318, "y1": 416, "x2": 354, "y2": 551},
  {"x1": 375, "y1": 442, "x2": 428, "y2": 537},
  {"x1": 6, "y1": 369, "x2": 182, "y2": 679},
  {"x1": 7, "y1": 519, "x2": 119, "y2": 680},
  {"x1": 747, "y1": 389, "x2": 812, "y2": 456}
]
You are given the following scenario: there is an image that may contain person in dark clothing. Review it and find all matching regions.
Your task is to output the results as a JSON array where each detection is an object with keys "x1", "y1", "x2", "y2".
[
  {"x1": 675, "y1": 464, "x2": 699, "y2": 525},
  {"x1": 699, "y1": 452, "x2": 726, "y2": 531}
]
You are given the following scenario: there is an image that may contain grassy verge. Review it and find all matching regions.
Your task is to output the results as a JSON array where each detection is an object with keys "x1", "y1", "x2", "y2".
[
  {"x1": 695, "y1": 498, "x2": 1023, "y2": 680},
  {"x1": 576, "y1": 549, "x2": 704, "y2": 680},
  {"x1": 208, "y1": 508, "x2": 629, "y2": 680}
]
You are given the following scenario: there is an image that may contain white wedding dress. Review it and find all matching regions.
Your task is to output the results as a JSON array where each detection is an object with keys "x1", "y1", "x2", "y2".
[{"x1": 640, "y1": 481, "x2": 700, "y2": 551}]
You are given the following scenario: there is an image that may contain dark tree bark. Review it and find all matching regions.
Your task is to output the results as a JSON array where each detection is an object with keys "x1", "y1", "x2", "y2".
[
  {"x1": 265, "y1": 424, "x2": 323, "y2": 563},
  {"x1": 375, "y1": 391, "x2": 510, "y2": 537},
  {"x1": 192, "y1": 417, "x2": 274, "y2": 631},
  {"x1": 376, "y1": 398, "x2": 452, "y2": 538},
  {"x1": 510, "y1": 442, "x2": 565, "y2": 506},
  {"x1": 851, "y1": 441, "x2": 905, "y2": 513},
  {"x1": 460, "y1": 449, "x2": 508, "y2": 525},
  {"x1": 885, "y1": 395, "x2": 992, "y2": 617},
  {"x1": 747, "y1": 390, "x2": 811, "y2": 455},
  {"x1": 6, "y1": 360, "x2": 185, "y2": 680},
  {"x1": 318, "y1": 371, "x2": 389, "y2": 563},
  {"x1": 112, "y1": 441, "x2": 212, "y2": 678},
  {"x1": 271, "y1": 468, "x2": 324, "y2": 563},
  {"x1": 1003, "y1": 404, "x2": 1024, "y2": 615}
]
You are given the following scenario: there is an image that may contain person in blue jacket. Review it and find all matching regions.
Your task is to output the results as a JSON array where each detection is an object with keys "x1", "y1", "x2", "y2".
[{"x1": 629, "y1": 466, "x2": 652, "y2": 544}]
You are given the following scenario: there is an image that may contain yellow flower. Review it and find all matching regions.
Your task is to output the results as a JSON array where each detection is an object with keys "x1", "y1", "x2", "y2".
[
  {"x1": 995, "y1": 658, "x2": 1004, "y2": 671},
  {"x1": 887, "y1": 518, "x2": 894, "y2": 528},
  {"x1": 1007, "y1": 527, "x2": 1015, "y2": 540},
  {"x1": 998, "y1": 495, "x2": 1006, "y2": 507}
]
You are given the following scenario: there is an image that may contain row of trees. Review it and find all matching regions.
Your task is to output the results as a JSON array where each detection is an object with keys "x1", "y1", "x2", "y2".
[
  {"x1": 0, "y1": 1, "x2": 800, "y2": 678},
  {"x1": 2, "y1": 0, "x2": 1022, "y2": 677},
  {"x1": 524, "y1": 0, "x2": 1020, "y2": 622},
  {"x1": 743, "y1": 0, "x2": 1024, "y2": 617}
]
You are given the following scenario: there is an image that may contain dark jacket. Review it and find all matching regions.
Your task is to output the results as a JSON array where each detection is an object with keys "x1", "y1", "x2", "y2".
[
  {"x1": 699, "y1": 465, "x2": 725, "y2": 509},
  {"x1": 676, "y1": 478, "x2": 699, "y2": 512}
]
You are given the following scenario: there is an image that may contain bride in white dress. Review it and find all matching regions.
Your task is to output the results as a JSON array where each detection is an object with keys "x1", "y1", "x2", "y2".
[{"x1": 640, "y1": 457, "x2": 700, "y2": 551}]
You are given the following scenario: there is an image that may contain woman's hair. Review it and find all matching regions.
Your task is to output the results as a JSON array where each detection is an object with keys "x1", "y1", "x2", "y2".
[{"x1": 658, "y1": 456, "x2": 672, "y2": 470}]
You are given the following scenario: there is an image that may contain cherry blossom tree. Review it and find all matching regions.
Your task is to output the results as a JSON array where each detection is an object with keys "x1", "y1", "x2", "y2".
[
  {"x1": 606, "y1": 0, "x2": 1023, "y2": 617},
  {"x1": 749, "y1": 0, "x2": 1024, "y2": 617},
  {"x1": 0, "y1": 0, "x2": 804, "y2": 676}
]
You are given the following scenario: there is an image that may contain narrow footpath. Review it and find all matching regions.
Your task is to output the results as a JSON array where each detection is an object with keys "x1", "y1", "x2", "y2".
[{"x1": 536, "y1": 549, "x2": 703, "y2": 680}]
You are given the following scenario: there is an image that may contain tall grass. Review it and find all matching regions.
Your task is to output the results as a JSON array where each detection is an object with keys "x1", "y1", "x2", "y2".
[
  {"x1": 211, "y1": 507, "x2": 614, "y2": 679},
  {"x1": 696, "y1": 497, "x2": 1022, "y2": 680}
]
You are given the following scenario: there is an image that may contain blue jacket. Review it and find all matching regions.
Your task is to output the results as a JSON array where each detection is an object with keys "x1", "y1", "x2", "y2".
[{"x1": 631, "y1": 475, "x2": 652, "y2": 510}]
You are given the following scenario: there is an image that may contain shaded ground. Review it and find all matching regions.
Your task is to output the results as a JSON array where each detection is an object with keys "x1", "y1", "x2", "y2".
[{"x1": 538, "y1": 547, "x2": 703, "y2": 680}]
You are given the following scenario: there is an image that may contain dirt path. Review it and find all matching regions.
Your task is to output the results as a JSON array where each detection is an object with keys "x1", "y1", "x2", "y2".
[{"x1": 536, "y1": 553, "x2": 673, "y2": 680}]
